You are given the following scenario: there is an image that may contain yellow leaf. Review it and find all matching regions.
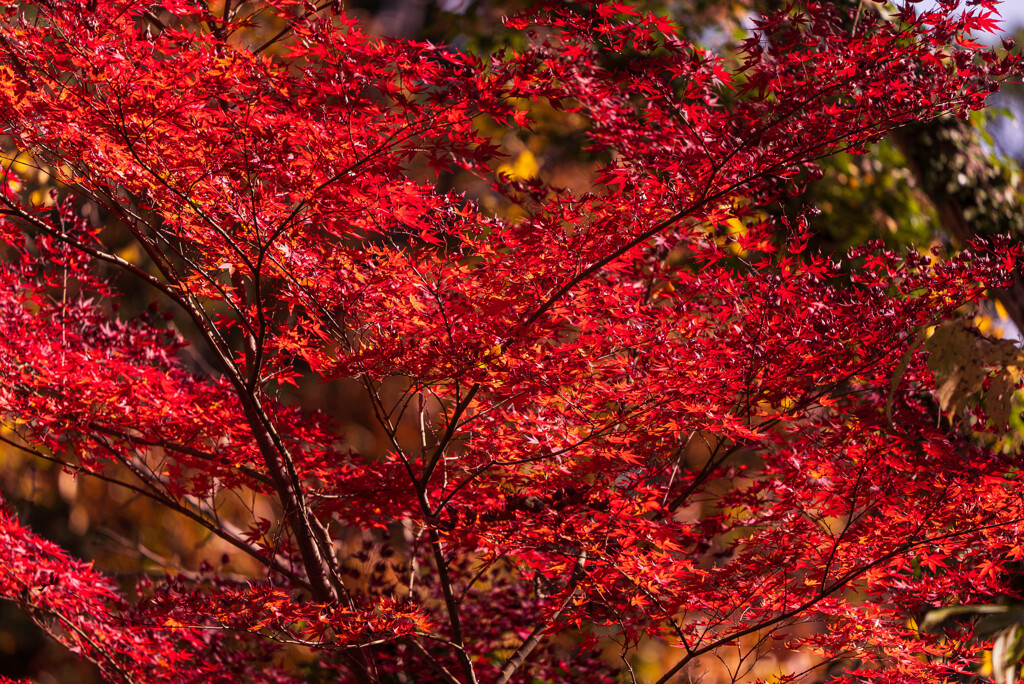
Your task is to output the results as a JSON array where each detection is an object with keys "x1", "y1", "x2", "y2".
[
  {"x1": 995, "y1": 298, "x2": 1010, "y2": 321},
  {"x1": 497, "y1": 150, "x2": 539, "y2": 180}
]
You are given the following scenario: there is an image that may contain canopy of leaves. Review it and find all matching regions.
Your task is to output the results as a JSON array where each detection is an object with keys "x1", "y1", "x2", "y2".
[{"x1": 0, "y1": 1, "x2": 1020, "y2": 682}]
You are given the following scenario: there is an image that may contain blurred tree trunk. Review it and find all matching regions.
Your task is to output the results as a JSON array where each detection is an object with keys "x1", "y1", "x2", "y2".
[{"x1": 894, "y1": 117, "x2": 1024, "y2": 331}]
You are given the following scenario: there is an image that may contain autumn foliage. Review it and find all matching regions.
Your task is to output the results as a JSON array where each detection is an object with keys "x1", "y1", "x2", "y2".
[{"x1": 0, "y1": 0, "x2": 1021, "y2": 682}]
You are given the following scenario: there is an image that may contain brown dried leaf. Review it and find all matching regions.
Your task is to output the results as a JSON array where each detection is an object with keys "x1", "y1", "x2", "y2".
[{"x1": 924, "y1": 319, "x2": 1024, "y2": 434}]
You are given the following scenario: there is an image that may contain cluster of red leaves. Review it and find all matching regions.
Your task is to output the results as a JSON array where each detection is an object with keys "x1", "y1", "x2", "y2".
[
  {"x1": 0, "y1": 504, "x2": 312, "y2": 683},
  {"x1": 0, "y1": 0, "x2": 1020, "y2": 681}
]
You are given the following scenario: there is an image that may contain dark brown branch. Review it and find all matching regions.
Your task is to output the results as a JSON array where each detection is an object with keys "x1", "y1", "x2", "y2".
[
  {"x1": 652, "y1": 515, "x2": 1024, "y2": 684},
  {"x1": 0, "y1": 431, "x2": 309, "y2": 588},
  {"x1": 251, "y1": 0, "x2": 335, "y2": 54},
  {"x1": 420, "y1": 383, "x2": 479, "y2": 488},
  {"x1": 425, "y1": 526, "x2": 478, "y2": 684},
  {"x1": 84, "y1": 421, "x2": 274, "y2": 488},
  {"x1": 496, "y1": 550, "x2": 588, "y2": 684},
  {"x1": 404, "y1": 637, "x2": 462, "y2": 684}
]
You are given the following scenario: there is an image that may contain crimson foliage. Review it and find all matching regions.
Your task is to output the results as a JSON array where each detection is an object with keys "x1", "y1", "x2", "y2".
[{"x1": 0, "y1": 1, "x2": 1020, "y2": 682}]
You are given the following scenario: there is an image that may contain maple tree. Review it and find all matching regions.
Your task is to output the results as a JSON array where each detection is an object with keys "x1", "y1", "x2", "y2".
[{"x1": 0, "y1": 0, "x2": 1022, "y2": 682}]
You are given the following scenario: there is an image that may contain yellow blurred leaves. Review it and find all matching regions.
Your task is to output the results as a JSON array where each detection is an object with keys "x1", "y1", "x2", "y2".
[
  {"x1": 496, "y1": 149, "x2": 538, "y2": 181},
  {"x1": 0, "y1": 149, "x2": 60, "y2": 204},
  {"x1": 116, "y1": 242, "x2": 143, "y2": 265}
]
